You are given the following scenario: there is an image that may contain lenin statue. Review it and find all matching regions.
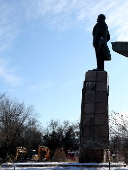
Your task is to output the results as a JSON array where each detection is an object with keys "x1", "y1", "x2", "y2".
[{"x1": 92, "y1": 14, "x2": 111, "y2": 70}]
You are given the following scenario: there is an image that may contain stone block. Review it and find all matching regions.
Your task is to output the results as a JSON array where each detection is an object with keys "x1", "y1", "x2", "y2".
[
  {"x1": 95, "y1": 103, "x2": 108, "y2": 113},
  {"x1": 96, "y1": 71, "x2": 107, "y2": 82},
  {"x1": 96, "y1": 82, "x2": 108, "y2": 91},
  {"x1": 79, "y1": 149, "x2": 106, "y2": 163},
  {"x1": 84, "y1": 103, "x2": 95, "y2": 113},
  {"x1": 81, "y1": 137, "x2": 95, "y2": 148},
  {"x1": 82, "y1": 125, "x2": 95, "y2": 137},
  {"x1": 96, "y1": 92, "x2": 108, "y2": 103},
  {"x1": 82, "y1": 114, "x2": 95, "y2": 125},
  {"x1": 86, "y1": 71, "x2": 96, "y2": 81},
  {"x1": 85, "y1": 93, "x2": 95, "y2": 103},
  {"x1": 94, "y1": 137, "x2": 109, "y2": 148},
  {"x1": 94, "y1": 125, "x2": 109, "y2": 137},
  {"x1": 80, "y1": 136, "x2": 108, "y2": 149},
  {"x1": 95, "y1": 113, "x2": 108, "y2": 125},
  {"x1": 86, "y1": 82, "x2": 96, "y2": 92}
]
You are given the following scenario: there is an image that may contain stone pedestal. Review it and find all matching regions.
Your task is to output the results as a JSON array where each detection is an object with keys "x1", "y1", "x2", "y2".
[{"x1": 79, "y1": 70, "x2": 109, "y2": 163}]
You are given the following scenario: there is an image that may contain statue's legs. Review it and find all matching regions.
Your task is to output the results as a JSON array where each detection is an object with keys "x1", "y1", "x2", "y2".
[{"x1": 95, "y1": 49, "x2": 104, "y2": 70}]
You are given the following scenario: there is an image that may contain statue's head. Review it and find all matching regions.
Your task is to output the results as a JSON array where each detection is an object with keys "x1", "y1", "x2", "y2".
[{"x1": 97, "y1": 14, "x2": 106, "y2": 22}]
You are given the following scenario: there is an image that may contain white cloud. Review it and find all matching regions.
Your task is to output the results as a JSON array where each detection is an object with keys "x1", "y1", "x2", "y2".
[
  {"x1": 0, "y1": 1, "x2": 19, "y2": 51},
  {"x1": 0, "y1": 1, "x2": 22, "y2": 86},
  {"x1": 0, "y1": 0, "x2": 127, "y2": 50},
  {"x1": 0, "y1": 59, "x2": 22, "y2": 86},
  {"x1": 21, "y1": 0, "x2": 128, "y2": 40}
]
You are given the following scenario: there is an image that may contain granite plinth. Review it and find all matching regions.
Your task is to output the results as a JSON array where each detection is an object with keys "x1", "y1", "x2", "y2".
[{"x1": 79, "y1": 70, "x2": 109, "y2": 163}]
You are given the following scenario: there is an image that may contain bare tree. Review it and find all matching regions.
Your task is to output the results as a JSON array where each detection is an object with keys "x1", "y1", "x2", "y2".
[
  {"x1": 42, "y1": 119, "x2": 79, "y2": 151},
  {"x1": 109, "y1": 110, "x2": 128, "y2": 138},
  {"x1": 109, "y1": 111, "x2": 128, "y2": 162},
  {"x1": 0, "y1": 94, "x2": 42, "y2": 161}
]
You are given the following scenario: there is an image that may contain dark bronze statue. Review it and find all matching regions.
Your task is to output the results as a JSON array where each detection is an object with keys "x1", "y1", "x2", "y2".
[{"x1": 92, "y1": 14, "x2": 111, "y2": 70}]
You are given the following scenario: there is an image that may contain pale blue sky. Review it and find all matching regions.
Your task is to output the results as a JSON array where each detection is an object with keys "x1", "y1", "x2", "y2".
[{"x1": 0, "y1": 0, "x2": 128, "y2": 126}]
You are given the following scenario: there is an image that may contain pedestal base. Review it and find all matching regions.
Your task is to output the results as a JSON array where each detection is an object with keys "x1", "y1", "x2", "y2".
[
  {"x1": 79, "y1": 149, "x2": 106, "y2": 163},
  {"x1": 79, "y1": 70, "x2": 109, "y2": 163}
]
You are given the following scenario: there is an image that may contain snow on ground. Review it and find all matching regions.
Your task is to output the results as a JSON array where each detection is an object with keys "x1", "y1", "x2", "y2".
[
  {"x1": 1, "y1": 167, "x2": 128, "y2": 170},
  {"x1": 0, "y1": 167, "x2": 127, "y2": 169},
  {"x1": 1, "y1": 162, "x2": 128, "y2": 170}
]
